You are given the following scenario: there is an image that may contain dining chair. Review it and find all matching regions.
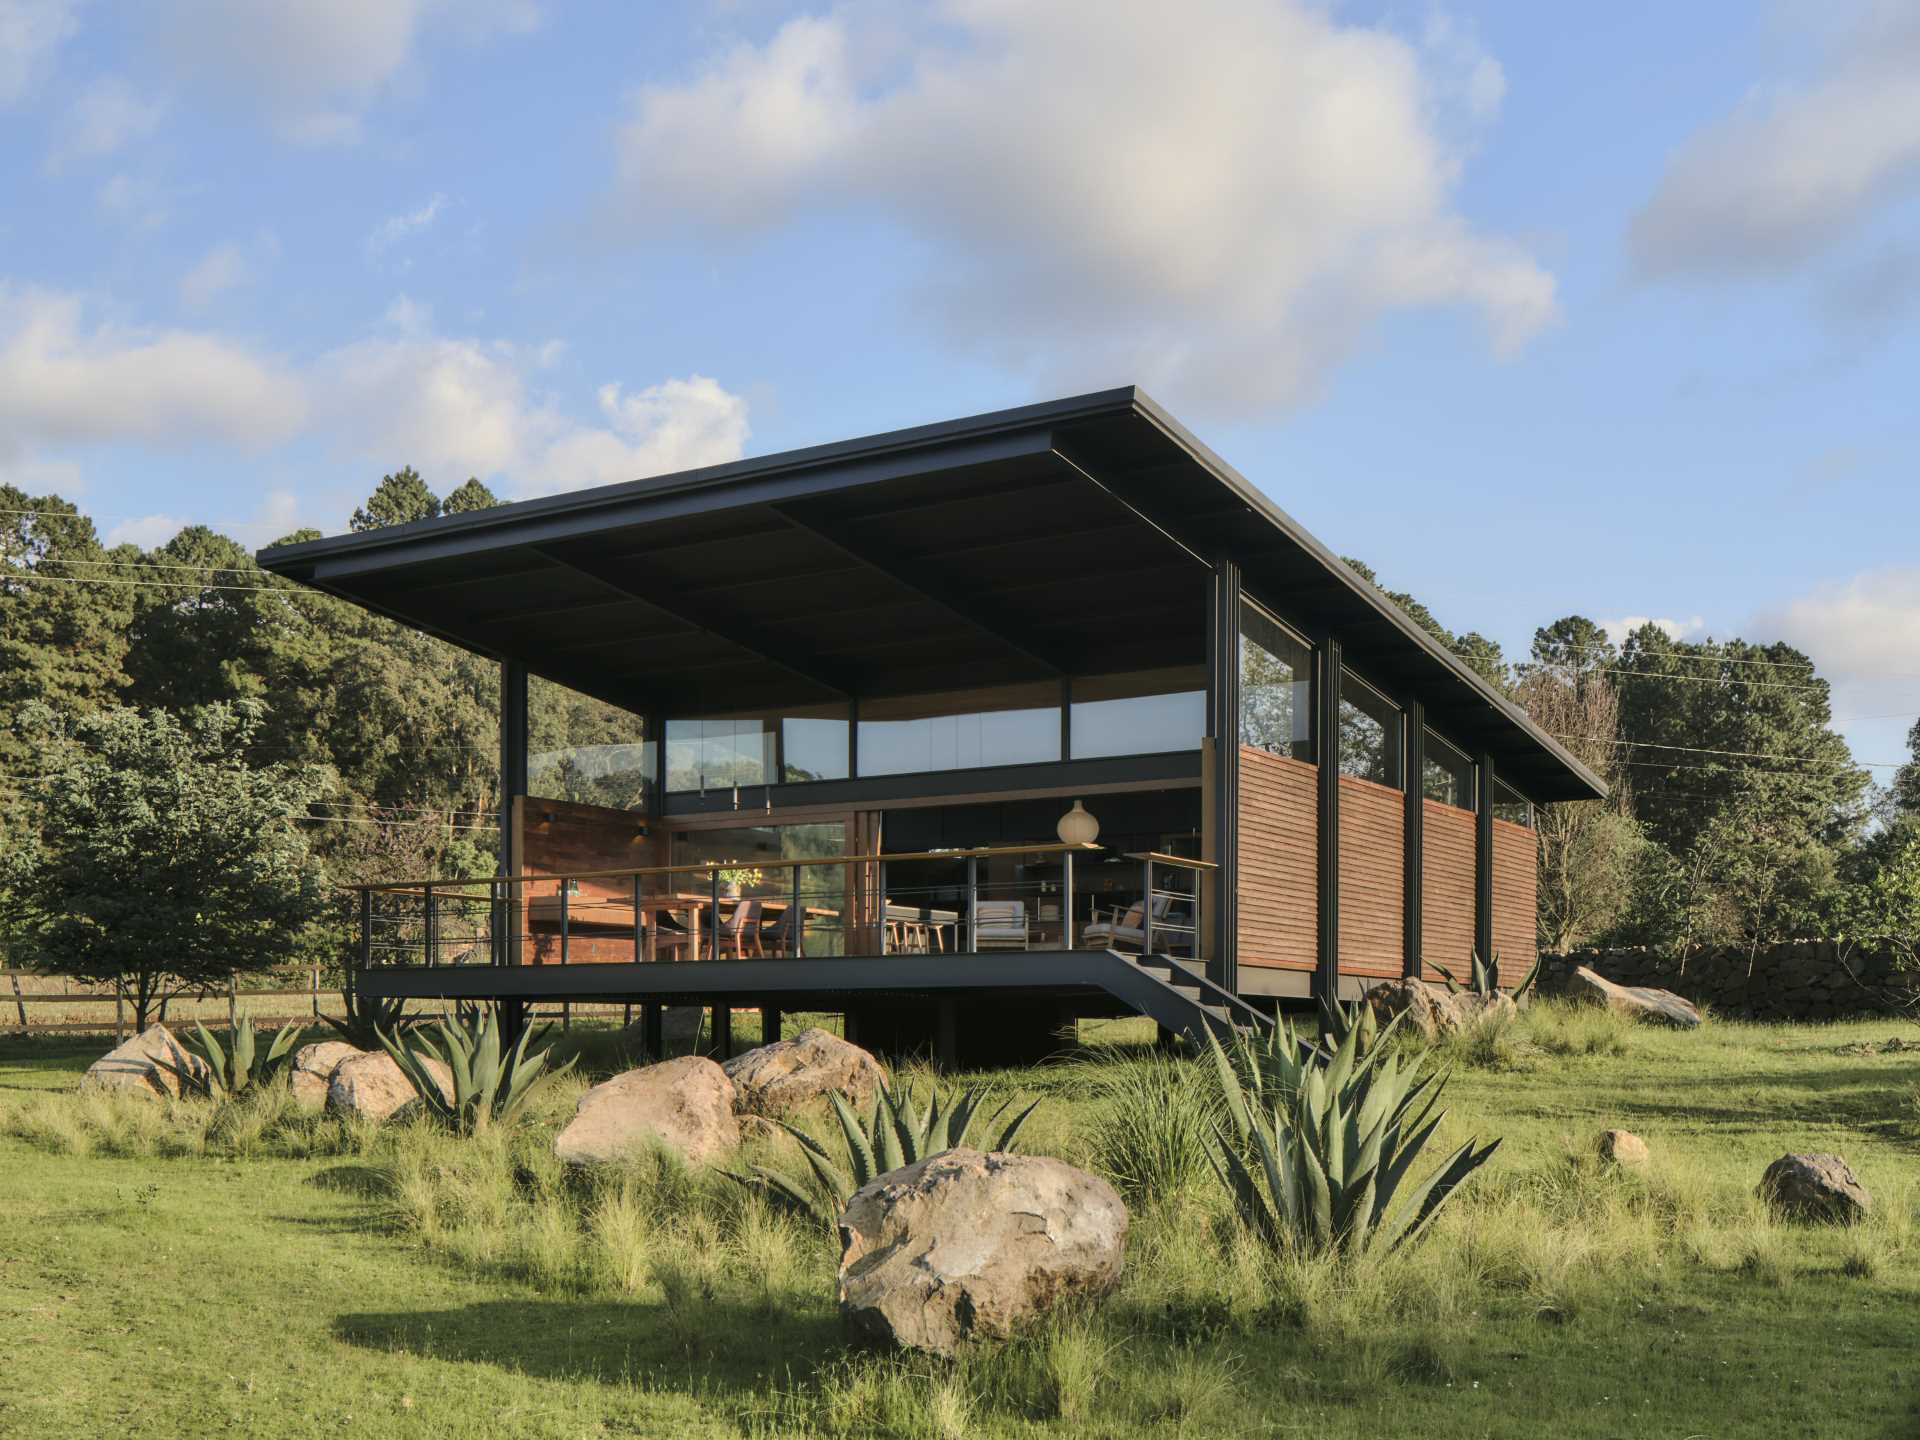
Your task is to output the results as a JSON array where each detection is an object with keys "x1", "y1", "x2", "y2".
[
  {"x1": 715, "y1": 898, "x2": 762, "y2": 959},
  {"x1": 759, "y1": 903, "x2": 803, "y2": 958}
]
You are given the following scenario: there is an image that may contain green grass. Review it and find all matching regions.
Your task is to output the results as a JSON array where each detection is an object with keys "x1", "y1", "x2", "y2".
[{"x1": 4, "y1": 1006, "x2": 1920, "y2": 1437}]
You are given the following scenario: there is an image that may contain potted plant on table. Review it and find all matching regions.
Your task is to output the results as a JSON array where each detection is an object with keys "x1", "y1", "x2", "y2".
[{"x1": 717, "y1": 866, "x2": 763, "y2": 898}]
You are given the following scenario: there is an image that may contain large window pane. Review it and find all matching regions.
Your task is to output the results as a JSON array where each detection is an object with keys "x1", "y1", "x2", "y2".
[
  {"x1": 1493, "y1": 779, "x2": 1534, "y2": 828},
  {"x1": 1422, "y1": 729, "x2": 1475, "y2": 809},
  {"x1": 1339, "y1": 670, "x2": 1403, "y2": 787},
  {"x1": 1071, "y1": 667, "x2": 1206, "y2": 758},
  {"x1": 671, "y1": 822, "x2": 848, "y2": 954},
  {"x1": 666, "y1": 717, "x2": 775, "y2": 792},
  {"x1": 1238, "y1": 601, "x2": 1313, "y2": 761},
  {"x1": 858, "y1": 683, "x2": 1061, "y2": 776},
  {"x1": 528, "y1": 676, "x2": 651, "y2": 811},
  {"x1": 782, "y1": 705, "x2": 850, "y2": 783}
]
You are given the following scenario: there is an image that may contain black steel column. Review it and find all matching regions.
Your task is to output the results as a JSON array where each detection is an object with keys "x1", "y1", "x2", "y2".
[
  {"x1": 1475, "y1": 749, "x2": 1496, "y2": 964},
  {"x1": 1315, "y1": 637, "x2": 1342, "y2": 1006},
  {"x1": 761, "y1": 1003, "x2": 783, "y2": 1046},
  {"x1": 499, "y1": 659, "x2": 530, "y2": 873},
  {"x1": 1404, "y1": 700, "x2": 1425, "y2": 979},
  {"x1": 1205, "y1": 555, "x2": 1241, "y2": 995}
]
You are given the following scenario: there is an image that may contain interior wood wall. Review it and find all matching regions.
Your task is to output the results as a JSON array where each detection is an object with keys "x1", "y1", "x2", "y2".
[
  {"x1": 1421, "y1": 800, "x2": 1477, "y2": 982},
  {"x1": 1490, "y1": 818, "x2": 1539, "y2": 981},
  {"x1": 1235, "y1": 746, "x2": 1317, "y2": 972},
  {"x1": 514, "y1": 796, "x2": 657, "y2": 965},
  {"x1": 1337, "y1": 775, "x2": 1404, "y2": 977}
]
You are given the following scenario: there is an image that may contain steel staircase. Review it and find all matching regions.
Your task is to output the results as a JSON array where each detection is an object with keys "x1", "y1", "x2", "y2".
[{"x1": 1088, "y1": 949, "x2": 1275, "y2": 1045}]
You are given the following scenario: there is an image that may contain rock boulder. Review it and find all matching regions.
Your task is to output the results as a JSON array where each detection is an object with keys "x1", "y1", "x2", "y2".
[
  {"x1": 838, "y1": 1149, "x2": 1128, "y2": 1355},
  {"x1": 1364, "y1": 979, "x2": 1516, "y2": 1040},
  {"x1": 1596, "y1": 1129, "x2": 1649, "y2": 1168},
  {"x1": 723, "y1": 1027, "x2": 886, "y2": 1117},
  {"x1": 554, "y1": 1056, "x2": 739, "y2": 1166},
  {"x1": 289, "y1": 1041, "x2": 365, "y2": 1109},
  {"x1": 327, "y1": 1050, "x2": 451, "y2": 1122},
  {"x1": 1566, "y1": 966, "x2": 1702, "y2": 1028},
  {"x1": 83, "y1": 1025, "x2": 205, "y2": 1099},
  {"x1": 1760, "y1": 1153, "x2": 1871, "y2": 1224}
]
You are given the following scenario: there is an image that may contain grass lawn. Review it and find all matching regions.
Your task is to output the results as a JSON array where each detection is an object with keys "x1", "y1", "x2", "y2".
[{"x1": 3, "y1": 1007, "x2": 1919, "y2": 1438}]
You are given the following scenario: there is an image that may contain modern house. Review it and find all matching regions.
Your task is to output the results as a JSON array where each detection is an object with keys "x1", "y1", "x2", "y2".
[{"x1": 259, "y1": 387, "x2": 1603, "y2": 1062}]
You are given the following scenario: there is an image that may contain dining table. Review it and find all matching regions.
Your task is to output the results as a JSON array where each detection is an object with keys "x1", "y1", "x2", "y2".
[{"x1": 527, "y1": 891, "x2": 839, "y2": 961}]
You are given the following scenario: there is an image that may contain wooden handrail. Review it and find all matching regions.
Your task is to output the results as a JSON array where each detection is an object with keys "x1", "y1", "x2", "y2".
[
  {"x1": 345, "y1": 841, "x2": 1104, "y2": 895},
  {"x1": 1119, "y1": 851, "x2": 1217, "y2": 871}
]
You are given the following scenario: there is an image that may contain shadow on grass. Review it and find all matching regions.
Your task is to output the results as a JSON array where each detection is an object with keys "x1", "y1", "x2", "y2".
[{"x1": 333, "y1": 1297, "x2": 841, "y2": 1392}]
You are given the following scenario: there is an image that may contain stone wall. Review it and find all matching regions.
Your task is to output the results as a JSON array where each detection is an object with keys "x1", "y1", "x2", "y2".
[{"x1": 1540, "y1": 942, "x2": 1917, "y2": 1021}]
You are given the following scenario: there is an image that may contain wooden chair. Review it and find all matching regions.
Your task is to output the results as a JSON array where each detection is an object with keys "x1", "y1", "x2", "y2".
[
  {"x1": 1080, "y1": 893, "x2": 1184, "y2": 954},
  {"x1": 714, "y1": 898, "x2": 762, "y2": 959},
  {"x1": 971, "y1": 899, "x2": 1030, "y2": 951},
  {"x1": 759, "y1": 903, "x2": 803, "y2": 958}
]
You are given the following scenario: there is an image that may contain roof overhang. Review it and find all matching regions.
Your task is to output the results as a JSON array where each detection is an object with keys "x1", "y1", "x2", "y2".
[{"x1": 258, "y1": 386, "x2": 1605, "y2": 804}]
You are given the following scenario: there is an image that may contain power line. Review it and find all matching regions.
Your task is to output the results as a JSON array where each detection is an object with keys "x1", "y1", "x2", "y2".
[
  {"x1": 1552, "y1": 734, "x2": 1903, "y2": 768},
  {"x1": 1543, "y1": 641, "x2": 1817, "y2": 673},
  {"x1": 0, "y1": 571, "x2": 320, "y2": 596}
]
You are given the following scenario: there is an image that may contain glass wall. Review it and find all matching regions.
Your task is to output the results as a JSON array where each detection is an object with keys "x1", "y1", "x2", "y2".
[
  {"x1": 1493, "y1": 779, "x2": 1535, "y2": 828},
  {"x1": 1422, "y1": 729, "x2": 1475, "y2": 810},
  {"x1": 1338, "y1": 670, "x2": 1403, "y2": 787},
  {"x1": 858, "y1": 682, "x2": 1061, "y2": 776},
  {"x1": 665, "y1": 707, "x2": 851, "y2": 792},
  {"x1": 781, "y1": 704, "x2": 851, "y2": 784},
  {"x1": 1071, "y1": 667, "x2": 1206, "y2": 759},
  {"x1": 1239, "y1": 600, "x2": 1314, "y2": 761},
  {"x1": 671, "y1": 821, "x2": 848, "y2": 954},
  {"x1": 528, "y1": 675, "x2": 652, "y2": 811}
]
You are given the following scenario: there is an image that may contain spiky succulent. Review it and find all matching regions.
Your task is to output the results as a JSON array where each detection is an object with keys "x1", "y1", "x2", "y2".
[
  {"x1": 156, "y1": 1015, "x2": 302, "y2": 1100},
  {"x1": 1205, "y1": 1016, "x2": 1499, "y2": 1256},
  {"x1": 322, "y1": 985, "x2": 412, "y2": 1050},
  {"x1": 375, "y1": 1005, "x2": 574, "y2": 1135},
  {"x1": 738, "y1": 1079, "x2": 1038, "y2": 1228},
  {"x1": 1434, "y1": 950, "x2": 1542, "y2": 1002}
]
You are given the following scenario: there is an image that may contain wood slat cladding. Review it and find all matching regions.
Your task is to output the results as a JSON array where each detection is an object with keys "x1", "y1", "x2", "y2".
[
  {"x1": 1490, "y1": 818, "x2": 1540, "y2": 982},
  {"x1": 514, "y1": 796, "x2": 658, "y2": 965},
  {"x1": 1337, "y1": 776, "x2": 1404, "y2": 977},
  {"x1": 1421, "y1": 800, "x2": 1477, "y2": 981},
  {"x1": 1235, "y1": 746, "x2": 1317, "y2": 971}
]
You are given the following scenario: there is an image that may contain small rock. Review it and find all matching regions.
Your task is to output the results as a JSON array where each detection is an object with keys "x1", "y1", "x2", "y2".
[
  {"x1": 288, "y1": 1041, "x2": 365, "y2": 1109},
  {"x1": 1760, "y1": 1153, "x2": 1871, "y2": 1224},
  {"x1": 554, "y1": 1056, "x2": 739, "y2": 1166},
  {"x1": 327, "y1": 1050, "x2": 451, "y2": 1122},
  {"x1": 1596, "y1": 1129, "x2": 1649, "y2": 1168},
  {"x1": 838, "y1": 1148, "x2": 1128, "y2": 1355},
  {"x1": 723, "y1": 1027, "x2": 886, "y2": 1117},
  {"x1": 83, "y1": 1025, "x2": 205, "y2": 1099},
  {"x1": 1567, "y1": 966, "x2": 1702, "y2": 1028}
]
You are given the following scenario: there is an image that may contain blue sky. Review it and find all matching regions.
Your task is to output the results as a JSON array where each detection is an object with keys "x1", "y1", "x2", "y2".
[{"x1": 0, "y1": 0, "x2": 1915, "y2": 780}]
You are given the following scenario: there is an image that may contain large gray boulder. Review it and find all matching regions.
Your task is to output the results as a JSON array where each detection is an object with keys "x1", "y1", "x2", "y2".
[
  {"x1": 327, "y1": 1050, "x2": 451, "y2": 1122},
  {"x1": 838, "y1": 1149, "x2": 1128, "y2": 1355},
  {"x1": 289, "y1": 1041, "x2": 365, "y2": 1109},
  {"x1": 1761, "y1": 1153, "x2": 1871, "y2": 1224},
  {"x1": 554, "y1": 1056, "x2": 739, "y2": 1166},
  {"x1": 1567, "y1": 966, "x2": 1702, "y2": 1028},
  {"x1": 1364, "y1": 978, "x2": 1514, "y2": 1039},
  {"x1": 723, "y1": 1027, "x2": 885, "y2": 1117},
  {"x1": 83, "y1": 1025, "x2": 205, "y2": 1099}
]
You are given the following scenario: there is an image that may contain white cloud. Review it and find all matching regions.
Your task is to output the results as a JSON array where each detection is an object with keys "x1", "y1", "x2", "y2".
[
  {"x1": 105, "y1": 513, "x2": 186, "y2": 549},
  {"x1": 612, "y1": 0, "x2": 1555, "y2": 416},
  {"x1": 366, "y1": 193, "x2": 446, "y2": 258},
  {"x1": 1630, "y1": 3, "x2": 1920, "y2": 277},
  {"x1": 1598, "y1": 615, "x2": 1708, "y2": 648},
  {"x1": 49, "y1": 76, "x2": 165, "y2": 169},
  {"x1": 179, "y1": 241, "x2": 253, "y2": 307},
  {"x1": 315, "y1": 313, "x2": 748, "y2": 496},
  {"x1": 1756, "y1": 569, "x2": 1920, "y2": 690},
  {"x1": 95, "y1": 171, "x2": 174, "y2": 229},
  {"x1": 0, "y1": 0, "x2": 78, "y2": 105},
  {"x1": 0, "y1": 285, "x2": 308, "y2": 456},
  {"x1": 0, "y1": 452, "x2": 84, "y2": 494},
  {"x1": 144, "y1": 0, "x2": 541, "y2": 144}
]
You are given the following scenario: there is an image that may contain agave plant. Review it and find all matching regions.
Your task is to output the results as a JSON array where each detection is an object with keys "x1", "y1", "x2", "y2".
[
  {"x1": 1205, "y1": 1017, "x2": 1499, "y2": 1256},
  {"x1": 1318, "y1": 992, "x2": 1380, "y2": 1056},
  {"x1": 1434, "y1": 950, "x2": 1542, "y2": 1002},
  {"x1": 157, "y1": 1016, "x2": 302, "y2": 1100},
  {"x1": 322, "y1": 984, "x2": 412, "y2": 1050},
  {"x1": 375, "y1": 1006, "x2": 575, "y2": 1135},
  {"x1": 739, "y1": 1079, "x2": 1039, "y2": 1228}
]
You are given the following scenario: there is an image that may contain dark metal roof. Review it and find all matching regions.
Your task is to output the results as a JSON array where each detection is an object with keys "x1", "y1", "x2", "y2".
[{"x1": 258, "y1": 386, "x2": 1604, "y2": 803}]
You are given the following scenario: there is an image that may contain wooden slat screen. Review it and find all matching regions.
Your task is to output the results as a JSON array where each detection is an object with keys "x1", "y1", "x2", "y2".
[
  {"x1": 1421, "y1": 800, "x2": 1476, "y2": 982},
  {"x1": 1337, "y1": 775, "x2": 1404, "y2": 977},
  {"x1": 1490, "y1": 818, "x2": 1539, "y2": 981},
  {"x1": 516, "y1": 796, "x2": 658, "y2": 965},
  {"x1": 1236, "y1": 746, "x2": 1317, "y2": 971}
]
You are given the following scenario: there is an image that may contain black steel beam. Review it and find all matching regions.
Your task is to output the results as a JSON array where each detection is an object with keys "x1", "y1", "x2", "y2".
[
  {"x1": 1315, "y1": 636, "x2": 1342, "y2": 1006},
  {"x1": 1404, "y1": 699, "x2": 1425, "y2": 978},
  {"x1": 1476, "y1": 748, "x2": 1496, "y2": 964},
  {"x1": 530, "y1": 543, "x2": 856, "y2": 697},
  {"x1": 769, "y1": 502, "x2": 1072, "y2": 675},
  {"x1": 1207, "y1": 555, "x2": 1241, "y2": 995},
  {"x1": 499, "y1": 660, "x2": 529, "y2": 877}
]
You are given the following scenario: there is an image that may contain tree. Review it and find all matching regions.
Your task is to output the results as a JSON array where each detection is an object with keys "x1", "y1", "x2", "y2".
[
  {"x1": 1830, "y1": 820, "x2": 1920, "y2": 976},
  {"x1": 442, "y1": 477, "x2": 501, "y2": 515},
  {"x1": 1342, "y1": 556, "x2": 1511, "y2": 692},
  {"x1": 1514, "y1": 618, "x2": 1643, "y2": 953},
  {"x1": 4, "y1": 701, "x2": 331, "y2": 1029},
  {"x1": 350, "y1": 466, "x2": 439, "y2": 532},
  {"x1": 1893, "y1": 718, "x2": 1920, "y2": 817},
  {"x1": 123, "y1": 526, "x2": 272, "y2": 713}
]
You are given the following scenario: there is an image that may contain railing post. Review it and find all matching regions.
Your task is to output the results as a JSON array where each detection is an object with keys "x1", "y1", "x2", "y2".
[
  {"x1": 1063, "y1": 849, "x2": 1076, "y2": 951},
  {"x1": 967, "y1": 856, "x2": 979, "y2": 952},
  {"x1": 490, "y1": 880, "x2": 505, "y2": 966},
  {"x1": 359, "y1": 888, "x2": 372, "y2": 971},
  {"x1": 1142, "y1": 857, "x2": 1156, "y2": 956},
  {"x1": 633, "y1": 872, "x2": 645, "y2": 964},
  {"x1": 709, "y1": 866, "x2": 720, "y2": 961},
  {"x1": 424, "y1": 883, "x2": 437, "y2": 967},
  {"x1": 878, "y1": 860, "x2": 889, "y2": 954},
  {"x1": 792, "y1": 862, "x2": 804, "y2": 959},
  {"x1": 559, "y1": 882, "x2": 570, "y2": 966}
]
